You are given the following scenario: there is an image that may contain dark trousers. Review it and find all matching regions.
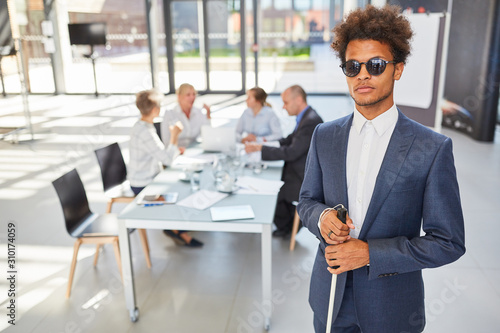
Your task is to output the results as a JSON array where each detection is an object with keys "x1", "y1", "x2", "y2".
[
  {"x1": 131, "y1": 186, "x2": 144, "y2": 196},
  {"x1": 273, "y1": 196, "x2": 297, "y2": 232},
  {"x1": 313, "y1": 271, "x2": 362, "y2": 333}
]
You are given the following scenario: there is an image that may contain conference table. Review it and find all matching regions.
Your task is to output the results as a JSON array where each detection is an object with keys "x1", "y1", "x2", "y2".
[{"x1": 118, "y1": 157, "x2": 281, "y2": 330}]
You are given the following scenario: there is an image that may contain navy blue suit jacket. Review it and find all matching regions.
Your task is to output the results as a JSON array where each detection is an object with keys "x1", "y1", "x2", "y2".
[
  {"x1": 261, "y1": 107, "x2": 323, "y2": 202},
  {"x1": 297, "y1": 111, "x2": 465, "y2": 332}
]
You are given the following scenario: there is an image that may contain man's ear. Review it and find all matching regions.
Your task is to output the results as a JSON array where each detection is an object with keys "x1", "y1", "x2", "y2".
[{"x1": 394, "y1": 62, "x2": 404, "y2": 81}]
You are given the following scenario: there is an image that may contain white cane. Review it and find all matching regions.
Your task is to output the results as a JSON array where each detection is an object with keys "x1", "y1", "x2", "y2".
[{"x1": 326, "y1": 207, "x2": 347, "y2": 333}]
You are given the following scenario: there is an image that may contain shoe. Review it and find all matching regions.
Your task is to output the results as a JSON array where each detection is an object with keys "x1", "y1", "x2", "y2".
[
  {"x1": 163, "y1": 230, "x2": 184, "y2": 245},
  {"x1": 163, "y1": 230, "x2": 204, "y2": 247},
  {"x1": 185, "y1": 237, "x2": 204, "y2": 248},
  {"x1": 272, "y1": 229, "x2": 291, "y2": 238}
]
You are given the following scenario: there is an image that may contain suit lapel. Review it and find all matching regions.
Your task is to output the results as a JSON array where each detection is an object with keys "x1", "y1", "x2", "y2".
[
  {"x1": 330, "y1": 115, "x2": 352, "y2": 209},
  {"x1": 358, "y1": 111, "x2": 415, "y2": 240}
]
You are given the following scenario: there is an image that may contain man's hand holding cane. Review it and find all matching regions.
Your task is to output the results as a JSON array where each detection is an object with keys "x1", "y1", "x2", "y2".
[{"x1": 320, "y1": 209, "x2": 370, "y2": 274}]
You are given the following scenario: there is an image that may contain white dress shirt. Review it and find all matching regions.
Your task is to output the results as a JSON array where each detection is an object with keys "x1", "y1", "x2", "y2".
[
  {"x1": 161, "y1": 104, "x2": 211, "y2": 147},
  {"x1": 128, "y1": 120, "x2": 179, "y2": 187},
  {"x1": 319, "y1": 105, "x2": 398, "y2": 239}
]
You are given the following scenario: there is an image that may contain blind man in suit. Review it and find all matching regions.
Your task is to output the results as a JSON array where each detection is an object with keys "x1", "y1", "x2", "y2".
[
  {"x1": 246, "y1": 85, "x2": 323, "y2": 238},
  {"x1": 297, "y1": 5, "x2": 465, "y2": 332}
]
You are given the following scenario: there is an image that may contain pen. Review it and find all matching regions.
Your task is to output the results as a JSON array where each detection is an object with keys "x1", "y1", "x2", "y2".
[{"x1": 249, "y1": 185, "x2": 258, "y2": 192}]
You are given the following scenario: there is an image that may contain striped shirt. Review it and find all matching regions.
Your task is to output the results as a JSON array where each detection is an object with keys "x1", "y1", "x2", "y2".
[{"x1": 128, "y1": 120, "x2": 179, "y2": 187}]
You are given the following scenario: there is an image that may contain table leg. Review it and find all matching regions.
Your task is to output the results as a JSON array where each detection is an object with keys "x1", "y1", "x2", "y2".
[
  {"x1": 118, "y1": 221, "x2": 139, "y2": 322},
  {"x1": 261, "y1": 224, "x2": 272, "y2": 330}
]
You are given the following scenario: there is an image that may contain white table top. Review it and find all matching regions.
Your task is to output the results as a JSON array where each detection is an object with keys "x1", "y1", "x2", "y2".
[{"x1": 119, "y1": 165, "x2": 282, "y2": 226}]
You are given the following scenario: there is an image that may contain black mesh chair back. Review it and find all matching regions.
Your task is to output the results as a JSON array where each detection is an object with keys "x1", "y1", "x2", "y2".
[
  {"x1": 94, "y1": 142, "x2": 128, "y2": 192},
  {"x1": 52, "y1": 169, "x2": 92, "y2": 236}
]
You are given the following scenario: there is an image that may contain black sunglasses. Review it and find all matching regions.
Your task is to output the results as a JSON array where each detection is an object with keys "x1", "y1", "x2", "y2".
[{"x1": 340, "y1": 58, "x2": 396, "y2": 77}]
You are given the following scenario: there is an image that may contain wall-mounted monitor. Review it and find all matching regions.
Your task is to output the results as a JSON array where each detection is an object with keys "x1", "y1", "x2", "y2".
[{"x1": 68, "y1": 23, "x2": 107, "y2": 46}]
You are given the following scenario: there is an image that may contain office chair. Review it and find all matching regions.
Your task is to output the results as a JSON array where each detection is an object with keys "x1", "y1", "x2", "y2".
[
  {"x1": 94, "y1": 142, "x2": 135, "y2": 213},
  {"x1": 289, "y1": 201, "x2": 301, "y2": 251},
  {"x1": 154, "y1": 122, "x2": 162, "y2": 139},
  {"x1": 52, "y1": 168, "x2": 124, "y2": 298},
  {"x1": 94, "y1": 142, "x2": 151, "y2": 268}
]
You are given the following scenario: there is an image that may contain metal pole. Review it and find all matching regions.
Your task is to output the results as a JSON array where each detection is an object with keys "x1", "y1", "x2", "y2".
[
  {"x1": 15, "y1": 38, "x2": 34, "y2": 140},
  {"x1": 91, "y1": 45, "x2": 98, "y2": 97},
  {"x1": 163, "y1": 0, "x2": 176, "y2": 93},
  {"x1": 145, "y1": 0, "x2": 160, "y2": 88},
  {"x1": 0, "y1": 56, "x2": 6, "y2": 97},
  {"x1": 240, "y1": 0, "x2": 247, "y2": 93},
  {"x1": 43, "y1": 0, "x2": 59, "y2": 94},
  {"x1": 202, "y1": 0, "x2": 210, "y2": 91},
  {"x1": 253, "y1": 0, "x2": 258, "y2": 86}
]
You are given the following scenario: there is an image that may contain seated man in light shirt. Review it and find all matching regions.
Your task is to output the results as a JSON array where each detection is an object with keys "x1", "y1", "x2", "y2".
[{"x1": 161, "y1": 83, "x2": 211, "y2": 148}]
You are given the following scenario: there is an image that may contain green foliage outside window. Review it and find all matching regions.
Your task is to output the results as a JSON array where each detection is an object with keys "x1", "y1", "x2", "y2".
[{"x1": 175, "y1": 46, "x2": 310, "y2": 58}]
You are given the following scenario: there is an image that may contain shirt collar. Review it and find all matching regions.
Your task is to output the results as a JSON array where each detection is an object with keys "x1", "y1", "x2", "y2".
[
  {"x1": 352, "y1": 104, "x2": 398, "y2": 136},
  {"x1": 295, "y1": 106, "x2": 309, "y2": 127}
]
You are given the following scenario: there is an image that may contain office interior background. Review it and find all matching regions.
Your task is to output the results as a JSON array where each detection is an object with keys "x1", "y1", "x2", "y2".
[{"x1": 0, "y1": 0, "x2": 499, "y2": 332}]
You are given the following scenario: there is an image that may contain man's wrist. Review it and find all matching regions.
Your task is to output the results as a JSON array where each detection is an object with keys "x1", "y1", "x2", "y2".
[{"x1": 317, "y1": 208, "x2": 336, "y2": 230}]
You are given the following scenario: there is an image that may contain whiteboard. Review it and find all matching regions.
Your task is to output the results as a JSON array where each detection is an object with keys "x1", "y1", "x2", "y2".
[{"x1": 394, "y1": 13, "x2": 442, "y2": 109}]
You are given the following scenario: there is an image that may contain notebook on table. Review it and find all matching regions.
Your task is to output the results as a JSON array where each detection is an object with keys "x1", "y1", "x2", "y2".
[{"x1": 210, "y1": 205, "x2": 255, "y2": 222}]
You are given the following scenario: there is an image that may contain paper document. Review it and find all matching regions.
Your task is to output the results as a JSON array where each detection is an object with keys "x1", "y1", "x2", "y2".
[
  {"x1": 176, "y1": 190, "x2": 228, "y2": 210},
  {"x1": 210, "y1": 205, "x2": 255, "y2": 221},
  {"x1": 236, "y1": 176, "x2": 284, "y2": 195}
]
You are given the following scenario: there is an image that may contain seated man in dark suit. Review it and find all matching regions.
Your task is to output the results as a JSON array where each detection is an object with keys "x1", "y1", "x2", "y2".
[{"x1": 245, "y1": 85, "x2": 323, "y2": 238}]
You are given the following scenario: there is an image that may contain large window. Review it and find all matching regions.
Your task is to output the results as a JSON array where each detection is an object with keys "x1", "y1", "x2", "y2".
[
  {"x1": 2, "y1": 0, "x2": 357, "y2": 95},
  {"x1": 167, "y1": 0, "x2": 244, "y2": 93},
  {"x1": 170, "y1": 1, "x2": 207, "y2": 91},
  {"x1": 2, "y1": 0, "x2": 55, "y2": 94},
  {"x1": 207, "y1": 0, "x2": 243, "y2": 91},
  {"x1": 66, "y1": 2, "x2": 151, "y2": 94},
  {"x1": 257, "y1": 0, "x2": 346, "y2": 93}
]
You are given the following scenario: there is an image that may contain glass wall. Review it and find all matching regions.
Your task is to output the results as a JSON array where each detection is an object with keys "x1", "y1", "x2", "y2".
[
  {"x1": 2, "y1": 0, "x2": 358, "y2": 95},
  {"x1": 257, "y1": 0, "x2": 346, "y2": 94},
  {"x1": 168, "y1": 0, "x2": 244, "y2": 92},
  {"x1": 170, "y1": 1, "x2": 207, "y2": 91},
  {"x1": 3, "y1": 0, "x2": 55, "y2": 94},
  {"x1": 156, "y1": 0, "x2": 170, "y2": 93},
  {"x1": 66, "y1": 1, "x2": 152, "y2": 94},
  {"x1": 207, "y1": 0, "x2": 243, "y2": 91},
  {"x1": 244, "y1": 0, "x2": 256, "y2": 89}
]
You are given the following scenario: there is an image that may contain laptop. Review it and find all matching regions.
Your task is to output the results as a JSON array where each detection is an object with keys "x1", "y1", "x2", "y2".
[{"x1": 201, "y1": 125, "x2": 236, "y2": 152}]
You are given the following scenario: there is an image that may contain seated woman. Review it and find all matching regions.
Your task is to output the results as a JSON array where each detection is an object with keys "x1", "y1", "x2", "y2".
[
  {"x1": 129, "y1": 89, "x2": 203, "y2": 247},
  {"x1": 161, "y1": 83, "x2": 211, "y2": 148},
  {"x1": 236, "y1": 87, "x2": 282, "y2": 143}
]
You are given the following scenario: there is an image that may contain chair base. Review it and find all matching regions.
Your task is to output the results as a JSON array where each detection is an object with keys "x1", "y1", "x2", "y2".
[{"x1": 66, "y1": 236, "x2": 121, "y2": 299}]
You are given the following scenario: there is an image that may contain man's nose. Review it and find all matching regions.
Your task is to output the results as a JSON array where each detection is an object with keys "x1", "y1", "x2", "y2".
[{"x1": 357, "y1": 63, "x2": 371, "y2": 79}]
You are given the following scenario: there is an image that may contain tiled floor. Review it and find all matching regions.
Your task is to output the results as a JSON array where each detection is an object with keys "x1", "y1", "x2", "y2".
[{"x1": 0, "y1": 94, "x2": 499, "y2": 332}]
